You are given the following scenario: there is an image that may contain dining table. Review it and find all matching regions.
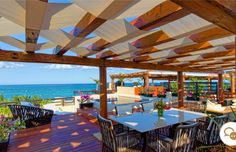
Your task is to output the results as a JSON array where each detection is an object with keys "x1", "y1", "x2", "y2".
[{"x1": 109, "y1": 108, "x2": 207, "y2": 152}]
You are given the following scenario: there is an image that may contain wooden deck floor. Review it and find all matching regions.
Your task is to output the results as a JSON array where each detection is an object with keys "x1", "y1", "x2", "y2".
[{"x1": 8, "y1": 113, "x2": 102, "y2": 152}]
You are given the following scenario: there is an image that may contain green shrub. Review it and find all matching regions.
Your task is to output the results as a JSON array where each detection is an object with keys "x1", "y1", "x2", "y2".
[{"x1": 0, "y1": 106, "x2": 12, "y2": 117}]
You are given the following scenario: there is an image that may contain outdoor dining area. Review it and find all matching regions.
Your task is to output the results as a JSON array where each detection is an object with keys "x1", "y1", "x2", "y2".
[{"x1": 0, "y1": 0, "x2": 236, "y2": 152}]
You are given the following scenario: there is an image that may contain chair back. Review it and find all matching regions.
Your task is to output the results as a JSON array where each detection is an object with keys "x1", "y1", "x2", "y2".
[
  {"x1": 207, "y1": 115, "x2": 228, "y2": 144},
  {"x1": 97, "y1": 114, "x2": 117, "y2": 152},
  {"x1": 141, "y1": 102, "x2": 154, "y2": 112},
  {"x1": 173, "y1": 122, "x2": 199, "y2": 152},
  {"x1": 115, "y1": 104, "x2": 133, "y2": 116}
]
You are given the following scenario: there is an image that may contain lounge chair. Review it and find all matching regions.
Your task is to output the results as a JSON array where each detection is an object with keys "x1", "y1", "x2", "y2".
[{"x1": 8, "y1": 105, "x2": 54, "y2": 128}]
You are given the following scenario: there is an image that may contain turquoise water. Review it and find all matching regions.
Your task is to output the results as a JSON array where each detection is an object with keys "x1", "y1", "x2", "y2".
[{"x1": 0, "y1": 84, "x2": 96, "y2": 100}]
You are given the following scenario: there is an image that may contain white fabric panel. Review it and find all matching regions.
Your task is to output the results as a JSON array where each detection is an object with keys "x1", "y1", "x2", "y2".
[
  {"x1": 189, "y1": 64, "x2": 206, "y2": 68},
  {"x1": 167, "y1": 62, "x2": 189, "y2": 65},
  {"x1": 77, "y1": 36, "x2": 100, "y2": 47},
  {"x1": 0, "y1": 36, "x2": 25, "y2": 50},
  {"x1": 40, "y1": 29, "x2": 73, "y2": 46},
  {"x1": 94, "y1": 19, "x2": 139, "y2": 42},
  {"x1": 154, "y1": 37, "x2": 196, "y2": 50},
  {"x1": 160, "y1": 14, "x2": 213, "y2": 38},
  {"x1": 70, "y1": 47, "x2": 96, "y2": 56},
  {"x1": 106, "y1": 28, "x2": 158, "y2": 48},
  {"x1": 0, "y1": 18, "x2": 24, "y2": 36},
  {"x1": 144, "y1": 58, "x2": 166, "y2": 63},
  {"x1": 74, "y1": 0, "x2": 113, "y2": 18},
  {"x1": 214, "y1": 55, "x2": 235, "y2": 60},
  {"x1": 208, "y1": 35, "x2": 235, "y2": 46},
  {"x1": 110, "y1": 42, "x2": 139, "y2": 54},
  {"x1": 177, "y1": 55, "x2": 203, "y2": 62},
  {"x1": 190, "y1": 46, "x2": 226, "y2": 55},
  {"x1": 0, "y1": 0, "x2": 25, "y2": 27},
  {"x1": 199, "y1": 60, "x2": 223, "y2": 65},
  {"x1": 115, "y1": 0, "x2": 165, "y2": 19},
  {"x1": 114, "y1": 52, "x2": 133, "y2": 60},
  {"x1": 149, "y1": 50, "x2": 177, "y2": 58},
  {"x1": 45, "y1": 4, "x2": 87, "y2": 29},
  {"x1": 38, "y1": 42, "x2": 55, "y2": 50}
]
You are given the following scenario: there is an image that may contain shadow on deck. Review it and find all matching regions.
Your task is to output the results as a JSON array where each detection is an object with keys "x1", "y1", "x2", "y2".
[{"x1": 8, "y1": 112, "x2": 102, "y2": 152}]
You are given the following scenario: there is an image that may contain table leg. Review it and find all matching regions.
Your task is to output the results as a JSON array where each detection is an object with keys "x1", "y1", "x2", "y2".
[{"x1": 141, "y1": 132, "x2": 146, "y2": 152}]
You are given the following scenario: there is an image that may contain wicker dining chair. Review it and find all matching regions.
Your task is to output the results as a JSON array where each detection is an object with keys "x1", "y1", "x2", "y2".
[
  {"x1": 146, "y1": 122, "x2": 199, "y2": 152},
  {"x1": 97, "y1": 114, "x2": 142, "y2": 152},
  {"x1": 8, "y1": 105, "x2": 54, "y2": 128},
  {"x1": 196, "y1": 115, "x2": 228, "y2": 146},
  {"x1": 141, "y1": 102, "x2": 154, "y2": 112}
]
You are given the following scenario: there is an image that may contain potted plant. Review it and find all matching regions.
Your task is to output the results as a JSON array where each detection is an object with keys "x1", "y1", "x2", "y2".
[
  {"x1": 78, "y1": 94, "x2": 93, "y2": 109},
  {"x1": 155, "y1": 99, "x2": 166, "y2": 117},
  {"x1": 0, "y1": 115, "x2": 25, "y2": 152},
  {"x1": 170, "y1": 82, "x2": 178, "y2": 97}
]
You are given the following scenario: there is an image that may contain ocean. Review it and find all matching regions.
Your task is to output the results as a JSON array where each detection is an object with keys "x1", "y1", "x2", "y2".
[{"x1": 0, "y1": 84, "x2": 97, "y2": 100}]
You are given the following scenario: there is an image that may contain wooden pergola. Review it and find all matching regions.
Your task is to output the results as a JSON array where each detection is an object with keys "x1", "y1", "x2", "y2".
[
  {"x1": 0, "y1": 0, "x2": 235, "y2": 118},
  {"x1": 110, "y1": 70, "x2": 221, "y2": 89}
]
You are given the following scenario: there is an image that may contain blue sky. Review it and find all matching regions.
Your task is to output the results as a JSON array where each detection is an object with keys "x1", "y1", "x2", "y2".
[{"x1": 0, "y1": 61, "x2": 142, "y2": 85}]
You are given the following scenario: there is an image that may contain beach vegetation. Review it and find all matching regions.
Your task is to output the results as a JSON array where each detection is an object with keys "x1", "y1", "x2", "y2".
[
  {"x1": 11, "y1": 95, "x2": 52, "y2": 108},
  {"x1": 0, "y1": 94, "x2": 8, "y2": 102},
  {"x1": 90, "y1": 77, "x2": 99, "y2": 91}
]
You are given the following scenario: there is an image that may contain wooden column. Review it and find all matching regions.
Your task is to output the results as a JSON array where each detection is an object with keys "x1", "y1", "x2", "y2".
[
  {"x1": 208, "y1": 77, "x2": 211, "y2": 92},
  {"x1": 111, "y1": 78, "x2": 115, "y2": 93},
  {"x1": 230, "y1": 72, "x2": 235, "y2": 97},
  {"x1": 144, "y1": 74, "x2": 149, "y2": 87},
  {"x1": 178, "y1": 71, "x2": 184, "y2": 108},
  {"x1": 234, "y1": 36, "x2": 236, "y2": 96},
  {"x1": 218, "y1": 73, "x2": 224, "y2": 103},
  {"x1": 152, "y1": 79, "x2": 154, "y2": 86},
  {"x1": 168, "y1": 79, "x2": 171, "y2": 90},
  {"x1": 99, "y1": 66, "x2": 107, "y2": 118}
]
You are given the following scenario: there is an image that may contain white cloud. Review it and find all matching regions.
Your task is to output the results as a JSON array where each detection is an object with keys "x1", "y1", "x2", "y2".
[
  {"x1": 44, "y1": 64, "x2": 97, "y2": 70},
  {"x1": 76, "y1": 65, "x2": 97, "y2": 70},
  {"x1": 0, "y1": 62, "x2": 24, "y2": 69},
  {"x1": 45, "y1": 64, "x2": 74, "y2": 69}
]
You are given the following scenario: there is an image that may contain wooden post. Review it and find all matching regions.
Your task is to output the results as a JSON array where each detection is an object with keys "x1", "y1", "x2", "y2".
[
  {"x1": 111, "y1": 78, "x2": 115, "y2": 93},
  {"x1": 218, "y1": 73, "x2": 224, "y2": 103},
  {"x1": 230, "y1": 72, "x2": 235, "y2": 97},
  {"x1": 99, "y1": 66, "x2": 107, "y2": 118},
  {"x1": 178, "y1": 71, "x2": 184, "y2": 108},
  {"x1": 152, "y1": 79, "x2": 154, "y2": 86},
  {"x1": 234, "y1": 36, "x2": 236, "y2": 96},
  {"x1": 168, "y1": 79, "x2": 171, "y2": 90},
  {"x1": 208, "y1": 77, "x2": 211, "y2": 92},
  {"x1": 144, "y1": 74, "x2": 149, "y2": 87}
]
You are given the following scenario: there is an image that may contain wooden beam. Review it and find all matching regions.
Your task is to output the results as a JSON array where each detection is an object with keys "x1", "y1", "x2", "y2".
[
  {"x1": 177, "y1": 71, "x2": 184, "y2": 108},
  {"x1": 56, "y1": 0, "x2": 136, "y2": 55},
  {"x1": 25, "y1": 0, "x2": 48, "y2": 53},
  {"x1": 0, "y1": 49, "x2": 214, "y2": 72},
  {"x1": 170, "y1": 0, "x2": 236, "y2": 34},
  {"x1": 56, "y1": 13, "x2": 106, "y2": 55},
  {"x1": 131, "y1": 1, "x2": 189, "y2": 31},
  {"x1": 132, "y1": 27, "x2": 232, "y2": 62},
  {"x1": 99, "y1": 66, "x2": 107, "y2": 118},
  {"x1": 157, "y1": 49, "x2": 235, "y2": 65},
  {"x1": 94, "y1": 1, "x2": 190, "y2": 58}
]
